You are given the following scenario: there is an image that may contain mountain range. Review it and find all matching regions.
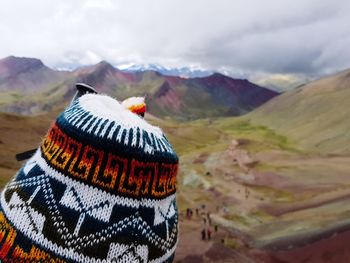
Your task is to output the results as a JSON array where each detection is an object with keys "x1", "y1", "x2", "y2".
[
  {"x1": 118, "y1": 63, "x2": 213, "y2": 78},
  {"x1": 2, "y1": 55, "x2": 349, "y2": 152},
  {"x1": 0, "y1": 56, "x2": 278, "y2": 119}
]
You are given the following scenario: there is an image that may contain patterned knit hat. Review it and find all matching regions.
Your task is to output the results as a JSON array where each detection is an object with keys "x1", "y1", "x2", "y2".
[{"x1": 0, "y1": 86, "x2": 179, "y2": 262}]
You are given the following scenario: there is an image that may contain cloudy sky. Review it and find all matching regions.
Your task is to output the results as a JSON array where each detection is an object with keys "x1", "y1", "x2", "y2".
[{"x1": 0, "y1": 0, "x2": 349, "y2": 88}]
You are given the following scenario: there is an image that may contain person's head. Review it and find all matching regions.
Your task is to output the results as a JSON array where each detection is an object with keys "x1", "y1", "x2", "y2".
[{"x1": 0, "y1": 84, "x2": 179, "y2": 262}]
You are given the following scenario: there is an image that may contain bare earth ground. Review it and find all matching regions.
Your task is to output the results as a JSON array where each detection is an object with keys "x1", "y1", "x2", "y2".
[
  {"x1": 174, "y1": 208, "x2": 258, "y2": 263},
  {"x1": 171, "y1": 117, "x2": 350, "y2": 262},
  {"x1": 175, "y1": 147, "x2": 350, "y2": 262}
]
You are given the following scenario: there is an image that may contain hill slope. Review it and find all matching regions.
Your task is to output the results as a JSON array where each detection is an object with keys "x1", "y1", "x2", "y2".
[
  {"x1": 0, "y1": 56, "x2": 69, "y2": 92},
  {"x1": 246, "y1": 68, "x2": 350, "y2": 154}
]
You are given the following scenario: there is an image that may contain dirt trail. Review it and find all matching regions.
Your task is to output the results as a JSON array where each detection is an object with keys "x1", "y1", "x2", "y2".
[
  {"x1": 174, "y1": 206, "x2": 258, "y2": 263},
  {"x1": 175, "y1": 219, "x2": 213, "y2": 261}
]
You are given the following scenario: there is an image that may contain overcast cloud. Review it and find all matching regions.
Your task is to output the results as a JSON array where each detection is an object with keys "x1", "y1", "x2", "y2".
[{"x1": 0, "y1": 0, "x2": 349, "y2": 82}]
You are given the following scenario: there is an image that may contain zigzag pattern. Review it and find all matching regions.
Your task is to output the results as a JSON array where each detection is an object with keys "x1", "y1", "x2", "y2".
[
  {"x1": 1, "y1": 157, "x2": 177, "y2": 262},
  {"x1": 4, "y1": 175, "x2": 177, "y2": 249}
]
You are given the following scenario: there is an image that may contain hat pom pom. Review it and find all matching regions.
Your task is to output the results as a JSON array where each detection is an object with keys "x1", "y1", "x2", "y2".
[{"x1": 121, "y1": 97, "x2": 146, "y2": 117}]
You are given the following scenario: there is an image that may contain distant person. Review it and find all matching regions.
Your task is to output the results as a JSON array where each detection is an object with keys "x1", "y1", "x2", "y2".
[
  {"x1": 245, "y1": 187, "x2": 250, "y2": 199},
  {"x1": 207, "y1": 227, "x2": 212, "y2": 240},
  {"x1": 207, "y1": 212, "x2": 212, "y2": 225},
  {"x1": 215, "y1": 224, "x2": 218, "y2": 232},
  {"x1": 186, "y1": 208, "x2": 191, "y2": 219},
  {"x1": 201, "y1": 229, "x2": 206, "y2": 240}
]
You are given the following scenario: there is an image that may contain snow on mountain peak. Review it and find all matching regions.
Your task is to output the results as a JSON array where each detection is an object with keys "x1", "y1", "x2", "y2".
[{"x1": 116, "y1": 63, "x2": 213, "y2": 78}]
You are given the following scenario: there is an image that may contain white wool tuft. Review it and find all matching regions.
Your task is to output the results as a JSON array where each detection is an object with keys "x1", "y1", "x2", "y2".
[
  {"x1": 78, "y1": 94, "x2": 162, "y2": 137},
  {"x1": 121, "y1": 97, "x2": 145, "y2": 109}
]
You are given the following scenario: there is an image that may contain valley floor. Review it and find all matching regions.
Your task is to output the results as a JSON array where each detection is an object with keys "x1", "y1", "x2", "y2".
[{"x1": 168, "y1": 118, "x2": 350, "y2": 262}]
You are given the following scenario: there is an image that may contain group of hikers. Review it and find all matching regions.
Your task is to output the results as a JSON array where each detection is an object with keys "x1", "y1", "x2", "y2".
[{"x1": 184, "y1": 205, "x2": 219, "y2": 241}]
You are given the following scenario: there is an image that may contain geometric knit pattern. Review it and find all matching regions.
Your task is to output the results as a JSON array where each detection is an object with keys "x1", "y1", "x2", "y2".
[{"x1": 0, "y1": 94, "x2": 178, "y2": 262}]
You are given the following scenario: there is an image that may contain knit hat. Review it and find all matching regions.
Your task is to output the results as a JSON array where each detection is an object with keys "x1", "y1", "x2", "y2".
[{"x1": 0, "y1": 86, "x2": 179, "y2": 262}]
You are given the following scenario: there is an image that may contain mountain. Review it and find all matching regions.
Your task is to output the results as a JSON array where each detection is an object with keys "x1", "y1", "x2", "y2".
[
  {"x1": 147, "y1": 73, "x2": 278, "y2": 119},
  {"x1": 0, "y1": 56, "x2": 278, "y2": 119},
  {"x1": 118, "y1": 63, "x2": 213, "y2": 78},
  {"x1": 246, "y1": 68, "x2": 350, "y2": 154},
  {"x1": 0, "y1": 56, "x2": 70, "y2": 114},
  {"x1": 0, "y1": 56, "x2": 69, "y2": 92}
]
